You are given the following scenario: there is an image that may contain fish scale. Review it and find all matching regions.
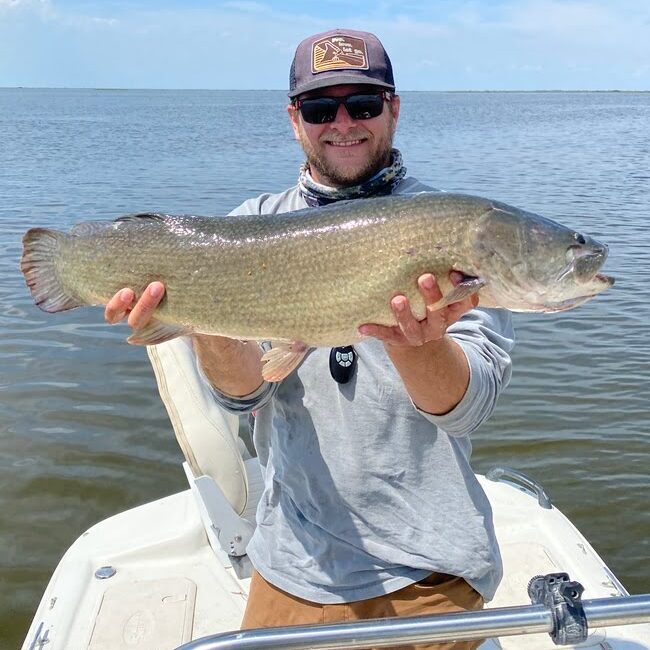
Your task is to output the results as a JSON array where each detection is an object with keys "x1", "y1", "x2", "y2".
[{"x1": 20, "y1": 192, "x2": 613, "y2": 380}]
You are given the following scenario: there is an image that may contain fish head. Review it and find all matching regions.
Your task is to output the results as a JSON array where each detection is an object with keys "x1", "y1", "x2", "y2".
[{"x1": 474, "y1": 203, "x2": 614, "y2": 312}]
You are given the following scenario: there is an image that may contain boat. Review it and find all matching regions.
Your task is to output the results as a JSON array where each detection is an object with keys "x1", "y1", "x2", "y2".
[{"x1": 22, "y1": 338, "x2": 650, "y2": 649}]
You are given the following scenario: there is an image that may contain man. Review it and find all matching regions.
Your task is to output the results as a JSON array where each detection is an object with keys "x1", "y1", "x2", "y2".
[{"x1": 106, "y1": 29, "x2": 514, "y2": 650}]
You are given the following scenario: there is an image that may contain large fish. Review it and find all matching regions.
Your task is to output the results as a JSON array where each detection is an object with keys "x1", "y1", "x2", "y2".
[{"x1": 21, "y1": 192, "x2": 613, "y2": 381}]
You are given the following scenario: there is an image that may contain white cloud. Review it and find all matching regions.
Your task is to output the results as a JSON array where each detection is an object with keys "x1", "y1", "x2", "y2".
[
  {"x1": 0, "y1": 0, "x2": 117, "y2": 28},
  {"x1": 1, "y1": 0, "x2": 648, "y2": 89},
  {"x1": 632, "y1": 64, "x2": 650, "y2": 78},
  {"x1": 501, "y1": 0, "x2": 612, "y2": 31},
  {"x1": 61, "y1": 13, "x2": 119, "y2": 30},
  {"x1": 509, "y1": 63, "x2": 543, "y2": 72},
  {"x1": 222, "y1": 1, "x2": 270, "y2": 13},
  {"x1": 0, "y1": 0, "x2": 50, "y2": 12},
  {"x1": 0, "y1": 0, "x2": 38, "y2": 7},
  {"x1": 416, "y1": 59, "x2": 440, "y2": 69}
]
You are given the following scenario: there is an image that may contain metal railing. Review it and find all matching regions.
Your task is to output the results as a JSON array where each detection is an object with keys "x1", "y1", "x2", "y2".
[
  {"x1": 176, "y1": 592, "x2": 650, "y2": 650},
  {"x1": 486, "y1": 466, "x2": 553, "y2": 509}
]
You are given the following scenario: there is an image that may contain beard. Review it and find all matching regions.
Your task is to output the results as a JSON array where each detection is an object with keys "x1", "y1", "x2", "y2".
[{"x1": 297, "y1": 117, "x2": 396, "y2": 188}]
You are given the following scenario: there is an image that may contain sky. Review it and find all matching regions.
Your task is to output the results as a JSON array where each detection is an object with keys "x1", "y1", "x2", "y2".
[{"x1": 1, "y1": 0, "x2": 649, "y2": 90}]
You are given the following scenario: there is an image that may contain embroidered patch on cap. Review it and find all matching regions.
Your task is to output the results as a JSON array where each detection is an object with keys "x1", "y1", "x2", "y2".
[{"x1": 312, "y1": 34, "x2": 369, "y2": 73}]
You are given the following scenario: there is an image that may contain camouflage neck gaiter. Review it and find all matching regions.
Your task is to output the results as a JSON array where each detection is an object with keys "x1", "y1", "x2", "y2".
[{"x1": 298, "y1": 148, "x2": 407, "y2": 207}]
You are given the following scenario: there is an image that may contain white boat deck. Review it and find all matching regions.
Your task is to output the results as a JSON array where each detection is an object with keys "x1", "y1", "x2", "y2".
[
  {"x1": 22, "y1": 340, "x2": 650, "y2": 650},
  {"x1": 22, "y1": 471, "x2": 650, "y2": 650}
]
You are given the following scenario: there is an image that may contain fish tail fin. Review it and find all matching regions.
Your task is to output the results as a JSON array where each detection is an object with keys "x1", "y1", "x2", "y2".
[{"x1": 20, "y1": 228, "x2": 83, "y2": 312}]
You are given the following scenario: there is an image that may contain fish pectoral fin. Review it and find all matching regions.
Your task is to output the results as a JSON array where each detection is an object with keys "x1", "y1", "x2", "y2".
[
  {"x1": 127, "y1": 319, "x2": 192, "y2": 346},
  {"x1": 439, "y1": 276, "x2": 487, "y2": 308},
  {"x1": 261, "y1": 341, "x2": 309, "y2": 382}
]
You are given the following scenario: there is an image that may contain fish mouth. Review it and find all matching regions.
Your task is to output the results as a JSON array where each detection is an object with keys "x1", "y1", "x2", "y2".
[
  {"x1": 557, "y1": 246, "x2": 609, "y2": 284},
  {"x1": 541, "y1": 273, "x2": 615, "y2": 312},
  {"x1": 595, "y1": 272, "x2": 615, "y2": 287}
]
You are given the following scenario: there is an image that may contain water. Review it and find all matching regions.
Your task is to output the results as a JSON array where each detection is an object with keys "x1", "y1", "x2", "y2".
[{"x1": 1, "y1": 89, "x2": 649, "y2": 647}]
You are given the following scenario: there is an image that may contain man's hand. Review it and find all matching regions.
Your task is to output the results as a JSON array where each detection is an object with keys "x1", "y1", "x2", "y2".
[
  {"x1": 357, "y1": 271, "x2": 477, "y2": 414},
  {"x1": 358, "y1": 271, "x2": 478, "y2": 347},
  {"x1": 104, "y1": 281, "x2": 264, "y2": 397},
  {"x1": 104, "y1": 282, "x2": 165, "y2": 329}
]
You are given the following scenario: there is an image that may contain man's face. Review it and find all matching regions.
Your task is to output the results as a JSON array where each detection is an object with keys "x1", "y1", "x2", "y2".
[{"x1": 288, "y1": 84, "x2": 400, "y2": 188}]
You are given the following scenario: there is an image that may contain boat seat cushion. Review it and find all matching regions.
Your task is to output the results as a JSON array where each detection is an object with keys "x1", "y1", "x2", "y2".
[{"x1": 147, "y1": 338, "x2": 252, "y2": 516}]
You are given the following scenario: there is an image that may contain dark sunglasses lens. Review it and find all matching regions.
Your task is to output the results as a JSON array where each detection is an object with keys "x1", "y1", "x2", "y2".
[
  {"x1": 345, "y1": 94, "x2": 385, "y2": 120},
  {"x1": 299, "y1": 98, "x2": 338, "y2": 124},
  {"x1": 299, "y1": 94, "x2": 386, "y2": 124}
]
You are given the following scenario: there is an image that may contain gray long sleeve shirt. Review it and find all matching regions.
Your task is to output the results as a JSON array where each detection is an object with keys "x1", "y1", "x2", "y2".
[{"x1": 207, "y1": 178, "x2": 515, "y2": 603}]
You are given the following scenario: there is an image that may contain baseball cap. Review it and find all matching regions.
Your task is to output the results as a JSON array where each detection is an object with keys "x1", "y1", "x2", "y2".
[{"x1": 288, "y1": 29, "x2": 395, "y2": 98}]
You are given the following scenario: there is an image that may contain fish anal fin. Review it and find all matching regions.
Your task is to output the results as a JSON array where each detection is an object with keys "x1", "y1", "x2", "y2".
[
  {"x1": 261, "y1": 341, "x2": 309, "y2": 382},
  {"x1": 127, "y1": 319, "x2": 192, "y2": 345}
]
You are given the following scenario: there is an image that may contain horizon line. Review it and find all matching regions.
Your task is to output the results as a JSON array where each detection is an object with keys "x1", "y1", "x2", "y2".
[{"x1": 2, "y1": 86, "x2": 649, "y2": 93}]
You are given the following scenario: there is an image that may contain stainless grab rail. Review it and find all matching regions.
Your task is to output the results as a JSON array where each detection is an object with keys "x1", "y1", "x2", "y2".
[
  {"x1": 176, "y1": 593, "x2": 650, "y2": 650},
  {"x1": 486, "y1": 466, "x2": 553, "y2": 509}
]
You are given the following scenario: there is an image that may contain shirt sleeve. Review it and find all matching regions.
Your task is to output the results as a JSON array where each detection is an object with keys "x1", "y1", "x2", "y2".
[{"x1": 414, "y1": 307, "x2": 515, "y2": 437}]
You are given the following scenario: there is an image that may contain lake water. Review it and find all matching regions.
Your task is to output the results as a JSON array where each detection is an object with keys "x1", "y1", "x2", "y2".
[{"x1": 1, "y1": 88, "x2": 649, "y2": 647}]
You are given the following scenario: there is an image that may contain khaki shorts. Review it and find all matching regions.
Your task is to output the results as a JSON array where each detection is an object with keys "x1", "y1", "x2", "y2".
[{"x1": 241, "y1": 570, "x2": 485, "y2": 650}]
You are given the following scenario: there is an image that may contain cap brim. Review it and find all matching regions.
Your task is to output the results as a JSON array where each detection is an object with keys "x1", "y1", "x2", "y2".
[{"x1": 288, "y1": 74, "x2": 395, "y2": 98}]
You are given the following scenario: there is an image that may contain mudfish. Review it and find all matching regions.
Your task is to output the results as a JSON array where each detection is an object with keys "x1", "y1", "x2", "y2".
[{"x1": 21, "y1": 192, "x2": 613, "y2": 381}]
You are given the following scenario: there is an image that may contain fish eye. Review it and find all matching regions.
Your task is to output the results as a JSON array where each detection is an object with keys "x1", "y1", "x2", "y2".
[{"x1": 574, "y1": 233, "x2": 586, "y2": 245}]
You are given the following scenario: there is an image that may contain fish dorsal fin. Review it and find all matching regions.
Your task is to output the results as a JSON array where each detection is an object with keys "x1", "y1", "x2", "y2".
[
  {"x1": 115, "y1": 212, "x2": 168, "y2": 224},
  {"x1": 261, "y1": 341, "x2": 310, "y2": 382},
  {"x1": 69, "y1": 214, "x2": 169, "y2": 237},
  {"x1": 70, "y1": 220, "x2": 114, "y2": 236}
]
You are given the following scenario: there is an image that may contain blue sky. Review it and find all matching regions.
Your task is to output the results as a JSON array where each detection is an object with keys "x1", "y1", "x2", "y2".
[{"x1": 1, "y1": 0, "x2": 649, "y2": 90}]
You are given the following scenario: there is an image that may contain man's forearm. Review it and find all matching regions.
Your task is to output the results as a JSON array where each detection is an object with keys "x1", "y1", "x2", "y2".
[
  {"x1": 192, "y1": 334, "x2": 265, "y2": 397},
  {"x1": 385, "y1": 335, "x2": 469, "y2": 415}
]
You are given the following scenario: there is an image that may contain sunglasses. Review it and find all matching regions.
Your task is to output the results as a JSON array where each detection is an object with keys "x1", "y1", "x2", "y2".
[{"x1": 295, "y1": 91, "x2": 391, "y2": 125}]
